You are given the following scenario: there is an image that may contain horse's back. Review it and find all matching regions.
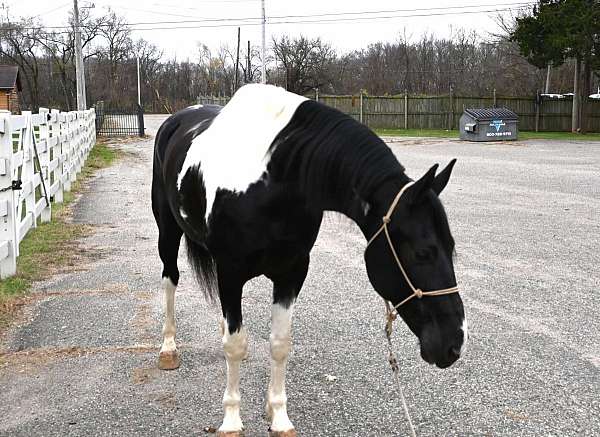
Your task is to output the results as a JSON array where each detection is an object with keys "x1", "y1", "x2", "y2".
[{"x1": 153, "y1": 104, "x2": 221, "y2": 173}]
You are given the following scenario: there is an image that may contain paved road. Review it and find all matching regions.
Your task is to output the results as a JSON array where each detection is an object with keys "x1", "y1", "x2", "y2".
[{"x1": 1, "y1": 115, "x2": 598, "y2": 436}]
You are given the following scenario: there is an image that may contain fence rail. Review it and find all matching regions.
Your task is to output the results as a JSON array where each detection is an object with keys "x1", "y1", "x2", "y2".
[
  {"x1": 198, "y1": 93, "x2": 600, "y2": 132},
  {"x1": 0, "y1": 108, "x2": 96, "y2": 278}
]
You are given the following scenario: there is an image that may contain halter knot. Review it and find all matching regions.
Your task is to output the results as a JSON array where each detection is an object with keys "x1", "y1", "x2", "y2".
[
  {"x1": 382, "y1": 216, "x2": 391, "y2": 224},
  {"x1": 415, "y1": 289, "x2": 423, "y2": 299}
]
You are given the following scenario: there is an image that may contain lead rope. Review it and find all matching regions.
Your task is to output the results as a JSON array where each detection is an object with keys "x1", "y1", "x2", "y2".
[
  {"x1": 384, "y1": 301, "x2": 417, "y2": 437},
  {"x1": 366, "y1": 181, "x2": 460, "y2": 437}
]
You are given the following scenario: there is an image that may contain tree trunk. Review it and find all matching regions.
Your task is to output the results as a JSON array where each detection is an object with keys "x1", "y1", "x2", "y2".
[{"x1": 572, "y1": 58, "x2": 580, "y2": 133}]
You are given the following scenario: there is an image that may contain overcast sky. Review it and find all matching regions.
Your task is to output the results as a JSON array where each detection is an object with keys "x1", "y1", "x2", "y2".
[{"x1": 8, "y1": 0, "x2": 531, "y2": 59}]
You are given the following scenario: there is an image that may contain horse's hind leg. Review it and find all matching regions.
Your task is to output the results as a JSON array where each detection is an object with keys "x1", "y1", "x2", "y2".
[
  {"x1": 266, "y1": 255, "x2": 310, "y2": 436},
  {"x1": 154, "y1": 204, "x2": 184, "y2": 370}
]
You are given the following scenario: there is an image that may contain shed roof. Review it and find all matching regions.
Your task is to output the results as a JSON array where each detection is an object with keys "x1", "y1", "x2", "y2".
[
  {"x1": 464, "y1": 107, "x2": 518, "y2": 121},
  {"x1": 0, "y1": 65, "x2": 22, "y2": 91}
]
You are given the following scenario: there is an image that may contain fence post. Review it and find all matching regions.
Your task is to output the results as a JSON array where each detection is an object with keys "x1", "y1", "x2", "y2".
[
  {"x1": 0, "y1": 111, "x2": 17, "y2": 277},
  {"x1": 137, "y1": 104, "x2": 145, "y2": 137},
  {"x1": 78, "y1": 111, "x2": 86, "y2": 175},
  {"x1": 315, "y1": 88, "x2": 319, "y2": 102},
  {"x1": 449, "y1": 88, "x2": 454, "y2": 130},
  {"x1": 493, "y1": 88, "x2": 497, "y2": 107},
  {"x1": 535, "y1": 92, "x2": 541, "y2": 132},
  {"x1": 90, "y1": 108, "x2": 97, "y2": 154},
  {"x1": 70, "y1": 112, "x2": 78, "y2": 184},
  {"x1": 38, "y1": 108, "x2": 51, "y2": 223},
  {"x1": 404, "y1": 92, "x2": 408, "y2": 130},
  {"x1": 63, "y1": 113, "x2": 72, "y2": 193},
  {"x1": 22, "y1": 111, "x2": 36, "y2": 230},
  {"x1": 359, "y1": 90, "x2": 364, "y2": 124},
  {"x1": 51, "y1": 109, "x2": 64, "y2": 203},
  {"x1": 71, "y1": 112, "x2": 80, "y2": 178}
]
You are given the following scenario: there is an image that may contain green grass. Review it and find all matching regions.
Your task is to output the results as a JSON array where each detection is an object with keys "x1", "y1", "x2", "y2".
[
  {"x1": 375, "y1": 128, "x2": 600, "y2": 141},
  {"x1": 0, "y1": 139, "x2": 122, "y2": 323},
  {"x1": 376, "y1": 128, "x2": 459, "y2": 138}
]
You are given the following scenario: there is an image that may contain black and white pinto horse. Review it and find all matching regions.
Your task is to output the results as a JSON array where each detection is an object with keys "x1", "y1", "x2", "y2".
[{"x1": 152, "y1": 84, "x2": 466, "y2": 435}]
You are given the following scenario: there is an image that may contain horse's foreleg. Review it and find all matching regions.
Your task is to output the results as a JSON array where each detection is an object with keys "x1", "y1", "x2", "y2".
[
  {"x1": 218, "y1": 271, "x2": 247, "y2": 435},
  {"x1": 219, "y1": 317, "x2": 248, "y2": 434},
  {"x1": 266, "y1": 255, "x2": 310, "y2": 436},
  {"x1": 266, "y1": 303, "x2": 295, "y2": 435},
  {"x1": 158, "y1": 277, "x2": 180, "y2": 370}
]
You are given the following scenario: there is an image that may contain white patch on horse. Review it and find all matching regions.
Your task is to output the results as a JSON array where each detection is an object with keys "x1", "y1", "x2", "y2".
[
  {"x1": 267, "y1": 303, "x2": 295, "y2": 432},
  {"x1": 460, "y1": 316, "x2": 468, "y2": 356},
  {"x1": 160, "y1": 277, "x2": 177, "y2": 353},
  {"x1": 177, "y1": 84, "x2": 307, "y2": 218},
  {"x1": 219, "y1": 319, "x2": 248, "y2": 433},
  {"x1": 188, "y1": 104, "x2": 204, "y2": 109},
  {"x1": 179, "y1": 207, "x2": 188, "y2": 219}
]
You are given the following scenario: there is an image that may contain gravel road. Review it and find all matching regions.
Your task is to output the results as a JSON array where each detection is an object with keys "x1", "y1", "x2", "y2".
[{"x1": 0, "y1": 115, "x2": 598, "y2": 436}]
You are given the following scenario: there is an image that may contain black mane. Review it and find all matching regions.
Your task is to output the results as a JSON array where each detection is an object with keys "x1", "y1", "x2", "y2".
[{"x1": 268, "y1": 100, "x2": 405, "y2": 214}]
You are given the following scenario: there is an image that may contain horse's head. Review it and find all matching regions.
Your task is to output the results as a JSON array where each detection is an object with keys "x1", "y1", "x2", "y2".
[{"x1": 364, "y1": 160, "x2": 466, "y2": 368}]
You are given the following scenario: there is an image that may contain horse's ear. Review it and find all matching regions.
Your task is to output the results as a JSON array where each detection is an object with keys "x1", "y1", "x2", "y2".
[
  {"x1": 408, "y1": 164, "x2": 438, "y2": 204},
  {"x1": 431, "y1": 159, "x2": 457, "y2": 196}
]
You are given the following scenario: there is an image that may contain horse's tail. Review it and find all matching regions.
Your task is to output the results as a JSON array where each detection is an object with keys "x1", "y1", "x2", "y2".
[
  {"x1": 185, "y1": 235, "x2": 218, "y2": 301},
  {"x1": 176, "y1": 163, "x2": 218, "y2": 301}
]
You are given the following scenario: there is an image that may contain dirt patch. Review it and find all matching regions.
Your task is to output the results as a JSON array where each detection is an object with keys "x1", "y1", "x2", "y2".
[
  {"x1": 148, "y1": 391, "x2": 177, "y2": 409},
  {"x1": 0, "y1": 344, "x2": 158, "y2": 373},
  {"x1": 132, "y1": 302, "x2": 154, "y2": 344},
  {"x1": 505, "y1": 409, "x2": 531, "y2": 422},
  {"x1": 132, "y1": 291, "x2": 155, "y2": 343},
  {"x1": 132, "y1": 366, "x2": 161, "y2": 384},
  {"x1": 0, "y1": 342, "x2": 198, "y2": 374}
]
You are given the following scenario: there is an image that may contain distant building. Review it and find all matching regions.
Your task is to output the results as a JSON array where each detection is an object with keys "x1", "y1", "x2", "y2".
[{"x1": 0, "y1": 65, "x2": 22, "y2": 113}]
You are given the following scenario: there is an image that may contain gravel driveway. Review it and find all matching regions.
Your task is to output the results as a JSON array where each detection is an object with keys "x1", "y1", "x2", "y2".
[{"x1": 0, "y1": 115, "x2": 598, "y2": 436}]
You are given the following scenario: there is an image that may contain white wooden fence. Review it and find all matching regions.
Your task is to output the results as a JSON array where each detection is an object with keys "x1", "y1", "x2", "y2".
[{"x1": 0, "y1": 108, "x2": 96, "y2": 279}]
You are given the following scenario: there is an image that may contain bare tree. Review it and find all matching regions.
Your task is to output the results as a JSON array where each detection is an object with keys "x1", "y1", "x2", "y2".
[
  {"x1": 0, "y1": 18, "x2": 44, "y2": 109},
  {"x1": 97, "y1": 8, "x2": 132, "y2": 102},
  {"x1": 272, "y1": 35, "x2": 336, "y2": 94}
]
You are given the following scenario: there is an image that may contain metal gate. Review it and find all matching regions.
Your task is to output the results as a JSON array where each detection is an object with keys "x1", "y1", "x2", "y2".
[{"x1": 94, "y1": 101, "x2": 145, "y2": 137}]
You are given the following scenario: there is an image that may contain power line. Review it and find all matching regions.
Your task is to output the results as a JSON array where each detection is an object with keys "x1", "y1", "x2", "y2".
[
  {"x1": 0, "y1": 3, "x2": 534, "y2": 32},
  {"x1": 32, "y1": 2, "x2": 72, "y2": 19},
  {"x1": 93, "y1": 1, "x2": 538, "y2": 27},
  {"x1": 129, "y1": 7, "x2": 535, "y2": 31}
]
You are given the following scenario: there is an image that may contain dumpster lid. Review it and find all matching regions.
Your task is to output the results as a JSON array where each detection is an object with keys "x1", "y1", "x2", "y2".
[{"x1": 464, "y1": 107, "x2": 518, "y2": 120}]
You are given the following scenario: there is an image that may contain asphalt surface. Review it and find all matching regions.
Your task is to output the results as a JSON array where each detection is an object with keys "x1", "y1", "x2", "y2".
[{"x1": 0, "y1": 115, "x2": 598, "y2": 436}]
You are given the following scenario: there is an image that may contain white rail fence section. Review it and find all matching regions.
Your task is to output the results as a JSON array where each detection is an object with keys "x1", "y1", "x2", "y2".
[{"x1": 0, "y1": 108, "x2": 96, "y2": 279}]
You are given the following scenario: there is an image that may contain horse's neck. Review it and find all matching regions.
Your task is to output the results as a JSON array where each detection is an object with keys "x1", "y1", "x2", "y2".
[{"x1": 325, "y1": 175, "x2": 411, "y2": 237}]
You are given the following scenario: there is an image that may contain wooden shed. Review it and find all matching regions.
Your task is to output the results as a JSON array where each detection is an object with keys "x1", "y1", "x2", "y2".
[{"x1": 0, "y1": 65, "x2": 22, "y2": 113}]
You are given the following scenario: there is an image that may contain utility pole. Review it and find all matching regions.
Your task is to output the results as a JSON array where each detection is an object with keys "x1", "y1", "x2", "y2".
[
  {"x1": 0, "y1": 2, "x2": 9, "y2": 23},
  {"x1": 246, "y1": 40, "x2": 251, "y2": 83},
  {"x1": 234, "y1": 27, "x2": 240, "y2": 92},
  {"x1": 261, "y1": 0, "x2": 266, "y2": 84},
  {"x1": 73, "y1": 0, "x2": 87, "y2": 110},
  {"x1": 136, "y1": 57, "x2": 141, "y2": 106}
]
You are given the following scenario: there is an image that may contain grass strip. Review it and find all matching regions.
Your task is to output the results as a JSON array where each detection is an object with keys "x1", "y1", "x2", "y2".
[{"x1": 0, "y1": 138, "x2": 123, "y2": 325}]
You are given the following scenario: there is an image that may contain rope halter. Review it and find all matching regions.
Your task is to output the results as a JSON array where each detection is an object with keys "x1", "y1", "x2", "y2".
[{"x1": 365, "y1": 181, "x2": 459, "y2": 315}]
